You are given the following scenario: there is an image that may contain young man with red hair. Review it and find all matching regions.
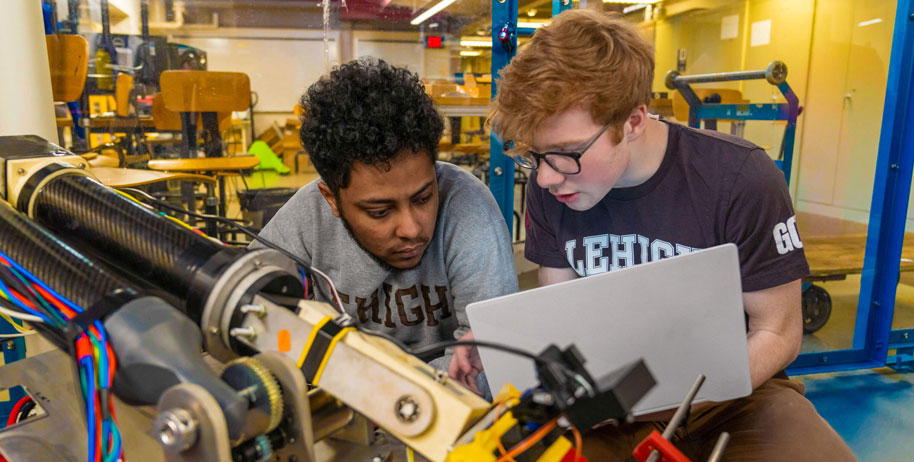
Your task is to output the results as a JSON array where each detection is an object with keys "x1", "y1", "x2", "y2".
[{"x1": 488, "y1": 9, "x2": 855, "y2": 461}]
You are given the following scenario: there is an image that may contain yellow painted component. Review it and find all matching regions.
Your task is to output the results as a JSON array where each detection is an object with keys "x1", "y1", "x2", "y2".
[
  {"x1": 297, "y1": 315, "x2": 331, "y2": 368},
  {"x1": 492, "y1": 383, "x2": 522, "y2": 405},
  {"x1": 536, "y1": 435, "x2": 573, "y2": 462},
  {"x1": 445, "y1": 411, "x2": 518, "y2": 462},
  {"x1": 311, "y1": 327, "x2": 355, "y2": 385}
]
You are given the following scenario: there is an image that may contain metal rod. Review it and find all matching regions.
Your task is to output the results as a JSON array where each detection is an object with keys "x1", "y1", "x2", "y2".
[
  {"x1": 666, "y1": 61, "x2": 787, "y2": 90},
  {"x1": 674, "y1": 69, "x2": 768, "y2": 84},
  {"x1": 663, "y1": 374, "x2": 705, "y2": 440},
  {"x1": 646, "y1": 374, "x2": 706, "y2": 462},
  {"x1": 706, "y1": 432, "x2": 730, "y2": 462}
]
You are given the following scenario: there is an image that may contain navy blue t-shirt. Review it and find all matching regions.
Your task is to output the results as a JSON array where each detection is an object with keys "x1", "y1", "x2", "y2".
[{"x1": 524, "y1": 121, "x2": 809, "y2": 292}]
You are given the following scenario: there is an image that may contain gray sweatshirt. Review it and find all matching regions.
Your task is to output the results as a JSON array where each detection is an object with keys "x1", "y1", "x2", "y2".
[{"x1": 252, "y1": 162, "x2": 518, "y2": 364}]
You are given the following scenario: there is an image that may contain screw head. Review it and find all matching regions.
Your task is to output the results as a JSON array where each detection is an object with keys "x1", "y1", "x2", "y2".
[
  {"x1": 395, "y1": 395, "x2": 420, "y2": 423},
  {"x1": 494, "y1": 166, "x2": 504, "y2": 176},
  {"x1": 17, "y1": 168, "x2": 26, "y2": 176},
  {"x1": 155, "y1": 409, "x2": 197, "y2": 452}
]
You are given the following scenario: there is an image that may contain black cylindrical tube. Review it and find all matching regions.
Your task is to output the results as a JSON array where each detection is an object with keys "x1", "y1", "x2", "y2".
[
  {"x1": 29, "y1": 174, "x2": 241, "y2": 323},
  {"x1": 0, "y1": 200, "x2": 138, "y2": 327}
]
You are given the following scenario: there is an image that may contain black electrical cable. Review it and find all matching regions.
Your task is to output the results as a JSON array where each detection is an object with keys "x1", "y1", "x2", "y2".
[
  {"x1": 118, "y1": 188, "x2": 585, "y2": 379},
  {"x1": 119, "y1": 188, "x2": 315, "y2": 273},
  {"x1": 16, "y1": 400, "x2": 36, "y2": 423}
]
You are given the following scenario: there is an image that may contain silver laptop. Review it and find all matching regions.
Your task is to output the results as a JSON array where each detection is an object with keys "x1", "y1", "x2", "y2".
[{"x1": 467, "y1": 243, "x2": 752, "y2": 415}]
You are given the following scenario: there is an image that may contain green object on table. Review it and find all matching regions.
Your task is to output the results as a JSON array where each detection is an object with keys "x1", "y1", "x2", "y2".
[{"x1": 248, "y1": 140, "x2": 290, "y2": 174}]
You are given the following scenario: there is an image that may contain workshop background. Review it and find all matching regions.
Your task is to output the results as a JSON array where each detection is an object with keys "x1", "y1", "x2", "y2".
[{"x1": 2, "y1": 0, "x2": 913, "y2": 461}]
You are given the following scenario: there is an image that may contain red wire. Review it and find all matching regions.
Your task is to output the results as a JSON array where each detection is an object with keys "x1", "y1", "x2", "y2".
[
  {"x1": 6, "y1": 396, "x2": 32, "y2": 426},
  {"x1": 31, "y1": 284, "x2": 77, "y2": 318},
  {"x1": 8, "y1": 288, "x2": 38, "y2": 310}
]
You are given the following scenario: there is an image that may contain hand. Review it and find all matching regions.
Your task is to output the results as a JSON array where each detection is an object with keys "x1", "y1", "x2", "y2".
[{"x1": 449, "y1": 330, "x2": 483, "y2": 395}]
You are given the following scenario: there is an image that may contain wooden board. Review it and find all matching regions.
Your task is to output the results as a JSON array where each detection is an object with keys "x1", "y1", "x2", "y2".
[
  {"x1": 147, "y1": 157, "x2": 260, "y2": 172},
  {"x1": 804, "y1": 234, "x2": 914, "y2": 278},
  {"x1": 89, "y1": 167, "x2": 216, "y2": 187},
  {"x1": 84, "y1": 116, "x2": 155, "y2": 129}
]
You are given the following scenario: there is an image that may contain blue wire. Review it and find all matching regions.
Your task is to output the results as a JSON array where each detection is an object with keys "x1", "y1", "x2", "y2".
[
  {"x1": 0, "y1": 250, "x2": 109, "y2": 388},
  {"x1": 0, "y1": 249, "x2": 84, "y2": 314},
  {"x1": 102, "y1": 418, "x2": 110, "y2": 457},
  {"x1": 0, "y1": 277, "x2": 53, "y2": 323},
  {"x1": 104, "y1": 420, "x2": 122, "y2": 462},
  {"x1": 93, "y1": 321, "x2": 110, "y2": 389},
  {"x1": 81, "y1": 357, "x2": 96, "y2": 462}
]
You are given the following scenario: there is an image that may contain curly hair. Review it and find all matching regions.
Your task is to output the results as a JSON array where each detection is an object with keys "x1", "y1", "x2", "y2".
[
  {"x1": 488, "y1": 10, "x2": 654, "y2": 151},
  {"x1": 299, "y1": 57, "x2": 444, "y2": 192}
]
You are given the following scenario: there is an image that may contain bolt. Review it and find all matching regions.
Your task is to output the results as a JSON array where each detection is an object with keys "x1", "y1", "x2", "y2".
[
  {"x1": 821, "y1": 356, "x2": 829, "y2": 364},
  {"x1": 494, "y1": 166, "x2": 504, "y2": 176},
  {"x1": 155, "y1": 409, "x2": 197, "y2": 452},
  {"x1": 17, "y1": 168, "x2": 26, "y2": 176},
  {"x1": 253, "y1": 260, "x2": 263, "y2": 268},
  {"x1": 891, "y1": 164, "x2": 899, "y2": 170},
  {"x1": 240, "y1": 304, "x2": 267, "y2": 317},
  {"x1": 230, "y1": 326, "x2": 257, "y2": 340},
  {"x1": 396, "y1": 395, "x2": 420, "y2": 423},
  {"x1": 905, "y1": 332, "x2": 910, "y2": 340},
  {"x1": 910, "y1": 12, "x2": 914, "y2": 20},
  {"x1": 288, "y1": 437, "x2": 295, "y2": 444},
  {"x1": 435, "y1": 369, "x2": 448, "y2": 384},
  {"x1": 561, "y1": 0, "x2": 570, "y2": 5},
  {"x1": 78, "y1": 163, "x2": 86, "y2": 169},
  {"x1": 532, "y1": 392, "x2": 554, "y2": 406},
  {"x1": 208, "y1": 326, "x2": 219, "y2": 335}
]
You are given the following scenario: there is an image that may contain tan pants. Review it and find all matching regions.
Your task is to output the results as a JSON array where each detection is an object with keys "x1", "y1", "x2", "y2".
[{"x1": 581, "y1": 378, "x2": 857, "y2": 462}]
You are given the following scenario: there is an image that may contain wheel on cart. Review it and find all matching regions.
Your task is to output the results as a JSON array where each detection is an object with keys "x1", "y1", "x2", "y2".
[{"x1": 802, "y1": 284, "x2": 832, "y2": 334}]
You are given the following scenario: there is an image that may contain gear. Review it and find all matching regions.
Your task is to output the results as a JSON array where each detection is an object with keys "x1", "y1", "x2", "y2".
[{"x1": 221, "y1": 357, "x2": 284, "y2": 439}]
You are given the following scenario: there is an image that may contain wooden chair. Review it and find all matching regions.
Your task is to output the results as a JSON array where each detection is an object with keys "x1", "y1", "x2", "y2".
[
  {"x1": 155, "y1": 71, "x2": 256, "y2": 229},
  {"x1": 46, "y1": 34, "x2": 88, "y2": 148},
  {"x1": 160, "y1": 70, "x2": 251, "y2": 158},
  {"x1": 46, "y1": 34, "x2": 89, "y2": 102}
]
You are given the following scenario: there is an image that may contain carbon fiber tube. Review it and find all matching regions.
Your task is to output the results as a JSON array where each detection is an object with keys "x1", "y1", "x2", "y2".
[
  {"x1": 0, "y1": 199, "x2": 138, "y2": 319},
  {"x1": 0, "y1": 200, "x2": 250, "y2": 437},
  {"x1": 27, "y1": 173, "x2": 242, "y2": 323}
]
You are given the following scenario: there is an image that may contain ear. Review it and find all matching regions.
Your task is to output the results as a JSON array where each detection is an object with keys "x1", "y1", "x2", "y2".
[
  {"x1": 624, "y1": 105, "x2": 649, "y2": 141},
  {"x1": 317, "y1": 181, "x2": 341, "y2": 218}
]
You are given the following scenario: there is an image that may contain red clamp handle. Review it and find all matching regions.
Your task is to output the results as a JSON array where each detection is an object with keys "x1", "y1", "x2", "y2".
[{"x1": 632, "y1": 430, "x2": 691, "y2": 462}]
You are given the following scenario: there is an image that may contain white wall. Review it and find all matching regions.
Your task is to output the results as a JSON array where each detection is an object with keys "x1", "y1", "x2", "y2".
[{"x1": 172, "y1": 28, "x2": 340, "y2": 113}]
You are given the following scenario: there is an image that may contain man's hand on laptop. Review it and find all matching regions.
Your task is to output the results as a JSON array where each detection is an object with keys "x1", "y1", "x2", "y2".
[{"x1": 449, "y1": 330, "x2": 483, "y2": 394}]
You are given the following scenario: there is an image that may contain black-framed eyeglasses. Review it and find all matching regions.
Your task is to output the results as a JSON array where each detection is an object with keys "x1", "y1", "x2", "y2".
[{"x1": 508, "y1": 121, "x2": 613, "y2": 175}]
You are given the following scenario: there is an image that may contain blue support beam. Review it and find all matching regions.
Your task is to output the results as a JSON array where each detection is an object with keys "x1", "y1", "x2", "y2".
[
  {"x1": 553, "y1": 0, "x2": 571, "y2": 16},
  {"x1": 789, "y1": 0, "x2": 914, "y2": 375},
  {"x1": 489, "y1": 0, "x2": 519, "y2": 229}
]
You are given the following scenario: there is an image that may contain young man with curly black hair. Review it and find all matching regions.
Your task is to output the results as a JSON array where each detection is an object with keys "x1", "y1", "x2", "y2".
[{"x1": 254, "y1": 58, "x2": 518, "y2": 393}]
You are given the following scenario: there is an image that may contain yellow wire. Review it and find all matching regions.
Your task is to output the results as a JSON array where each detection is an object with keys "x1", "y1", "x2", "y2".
[
  {"x1": 406, "y1": 448, "x2": 416, "y2": 462},
  {"x1": 0, "y1": 312, "x2": 32, "y2": 333},
  {"x1": 116, "y1": 187, "x2": 223, "y2": 244},
  {"x1": 0, "y1": 291, "x2": 34, "y2": 332}
]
